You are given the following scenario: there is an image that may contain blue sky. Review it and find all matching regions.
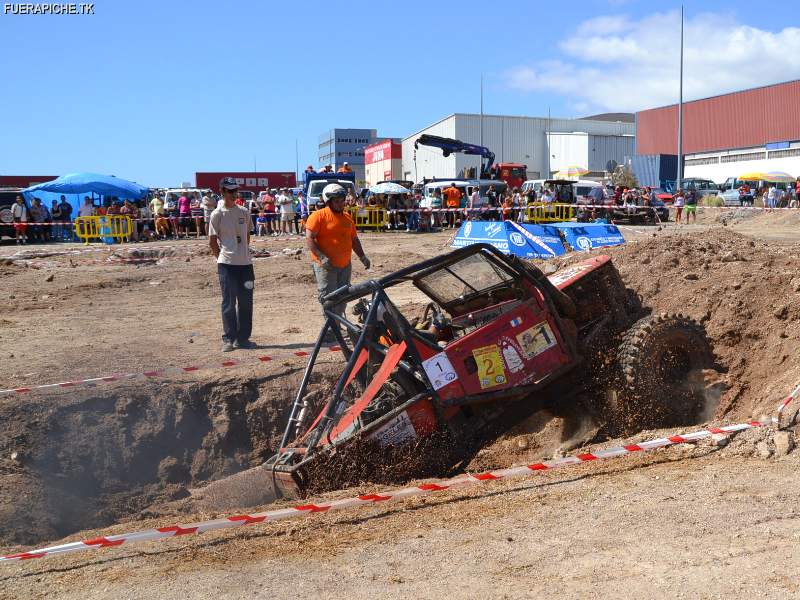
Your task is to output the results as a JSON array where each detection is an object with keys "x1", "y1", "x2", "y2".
[{"x1": 1, "y1": 0, "x2": 797, "y2": 186}]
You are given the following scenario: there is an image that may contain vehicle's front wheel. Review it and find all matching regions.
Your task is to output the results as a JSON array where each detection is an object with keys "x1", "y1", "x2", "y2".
[{"x1": 606, "y1": 313, "x2": 715, "y2": 435}]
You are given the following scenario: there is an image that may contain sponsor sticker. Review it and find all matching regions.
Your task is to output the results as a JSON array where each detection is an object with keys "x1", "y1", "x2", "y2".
[
  {"x1": 472, "y1": 344, "x2": 507, "y2": 389},
  {"x1": 516, "y1": 322, "x2": 557, "y2": 359},
  {"x1": 485, "y1": 223, "x2": 503, "y2": 237},
  {"x1": 499, "y1": 337, "x2": 525, "y2": 374},
  {"x1": 372, "y1": 411, "x2": 416, "y2": 447},
  {"x1": 509, "y1": 231, "x2": 526, "y2": 247},
  {"x1": 547, "y1": 263, "x2": 592, "y2": 288},
  {"x1": 422, "y1": 352, "x2": 458, "y2": 391}
]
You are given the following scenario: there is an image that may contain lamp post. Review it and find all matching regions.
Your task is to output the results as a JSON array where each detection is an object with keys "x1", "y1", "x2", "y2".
[{"x1": 676, "y1": 4, "x2": 684, "y2": 192}]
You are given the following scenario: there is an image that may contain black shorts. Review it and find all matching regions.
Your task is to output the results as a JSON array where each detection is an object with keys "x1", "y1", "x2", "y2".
[{"x1": 179, "y1": 216, "x2": 191, "y2": 227}]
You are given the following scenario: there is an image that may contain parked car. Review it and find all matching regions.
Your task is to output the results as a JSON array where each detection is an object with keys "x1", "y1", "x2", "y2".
[
  {"x1": 718, "y1": 178, "x2": 763, "y2": 206},
  {"x1": 681, "y1": 178, "x2": 720, "y2": 198}
]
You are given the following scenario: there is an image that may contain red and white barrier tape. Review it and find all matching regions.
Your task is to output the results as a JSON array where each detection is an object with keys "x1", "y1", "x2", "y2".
[
  {"x1": 380, "y1": 204, "x2": 800, "y2": 214},
  {"x1": 10, "y1": 202, "x2": 800, "y2": 227},
  {"x1": 2, "y1": 381, "x2": 797, "y2": 564},
  {"x1": 774, "y1": 382, "x2": 800, "y2": 422},
  {"x1": 0, "y1": 345, "x2": 342, "y2": 397}
]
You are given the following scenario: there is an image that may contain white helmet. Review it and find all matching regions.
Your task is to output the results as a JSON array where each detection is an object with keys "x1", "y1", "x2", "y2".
[{"x1": 322, "y1": 183, "x2": 347, "y2": 203}]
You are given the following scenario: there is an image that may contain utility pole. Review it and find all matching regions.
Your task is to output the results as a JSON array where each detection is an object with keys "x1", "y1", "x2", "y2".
[
  {"x1": 295, "y1": 139, "x2": 299, "y2": 181},
  {"x1": 480, "y1": 74, "x2": 484, "y2": 147},
  {"x1": 546, "y1": 107, "x2": 551, "y2": 178},
  {"x1": 676, "y1": 4, "x2": 684, "y2": 191}
]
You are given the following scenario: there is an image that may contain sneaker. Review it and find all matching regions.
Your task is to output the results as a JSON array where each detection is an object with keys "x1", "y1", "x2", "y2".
[
  {"x1": 235, "y1": 339, "x2": 256, "y2": 349},
  {"x1": 221, "y1": 341, "x2": 235, "y2": 352}
]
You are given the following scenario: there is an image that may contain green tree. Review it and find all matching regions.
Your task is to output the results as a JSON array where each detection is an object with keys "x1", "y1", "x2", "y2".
[{"x1": 611, "y1": 166, "x2": 638, "y2": 188}]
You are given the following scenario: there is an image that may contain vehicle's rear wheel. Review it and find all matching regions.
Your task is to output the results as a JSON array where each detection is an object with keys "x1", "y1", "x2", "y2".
[{"x1": 606, "y1": 313, "x2": 714, "y2": 435}]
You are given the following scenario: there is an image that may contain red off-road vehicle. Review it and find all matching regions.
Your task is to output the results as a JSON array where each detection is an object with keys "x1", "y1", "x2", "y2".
[{"x1": 268, "y1": 244, "x2": 713, "y2": 497}]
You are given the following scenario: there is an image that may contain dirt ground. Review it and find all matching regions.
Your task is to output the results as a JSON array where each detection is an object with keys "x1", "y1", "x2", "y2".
[{"x1": 1, "y1": 208, "x2": 799, "y2": 598}]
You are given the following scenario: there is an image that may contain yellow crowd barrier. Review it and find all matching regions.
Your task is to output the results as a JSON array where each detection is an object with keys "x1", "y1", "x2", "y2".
[
  {"x1": 525, "y1": 202, "x2": 575, "y2": 224},
  {"x1": 348, "y1": 206, "x2": 389, "y2": 231},
  {"x1": 74, "y1": 215, "x2": 133, "y2": 245}
]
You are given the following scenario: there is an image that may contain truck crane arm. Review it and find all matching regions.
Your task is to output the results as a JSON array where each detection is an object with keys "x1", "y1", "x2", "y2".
[{"x1": 414, "y1": 134, "x2": 496, "y2": 177}]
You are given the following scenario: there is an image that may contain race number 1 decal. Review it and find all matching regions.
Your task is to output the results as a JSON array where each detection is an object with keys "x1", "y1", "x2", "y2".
[
  {"x1": 422, "y1": 352, "x2": 459, "y2": 391},
  {"x1": 516, "y1": 321, "x2": 557, "y2": 359},
  {"x1": 472, "y1": 344, "x2": 508, "y2": 389}
]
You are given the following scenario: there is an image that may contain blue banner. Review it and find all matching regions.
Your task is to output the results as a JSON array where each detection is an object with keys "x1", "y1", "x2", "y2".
[
  {"x1": 451, "y1": 221, "x2": 566, "y2": 259},
  {"x1": 552, "y1": 222, "x2": 625, "y2": 251}
]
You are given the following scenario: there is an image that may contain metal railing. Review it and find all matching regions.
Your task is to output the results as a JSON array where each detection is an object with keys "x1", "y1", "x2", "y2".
[
  {"x1": 74, "y1": 215, "x2": 133, "y2": 244},
  {"x1": 525, "y1": 202, "x2": 574, "y2": 224}
]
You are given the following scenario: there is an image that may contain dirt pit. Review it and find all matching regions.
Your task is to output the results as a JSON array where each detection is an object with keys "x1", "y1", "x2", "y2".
[{"x1": 0, "y1": 362, "x2": 344, "y2": 546}]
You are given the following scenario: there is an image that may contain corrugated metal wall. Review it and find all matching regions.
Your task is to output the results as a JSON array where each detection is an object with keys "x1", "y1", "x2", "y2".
[
  {"x1": 636, "y1": 80, "x2": 800, "y2": 155},
  {"x1": 588, "y1": 135, "x2": 635, "y2": 172},
  {"x1": 403, "y1": 114, "x2": 634, "y2": 181}
]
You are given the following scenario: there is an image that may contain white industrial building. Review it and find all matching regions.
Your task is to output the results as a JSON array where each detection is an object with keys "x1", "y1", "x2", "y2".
[
  {"x1": 683, "y1": 143, "x2": 800, "y2": 183},
  {"x1": 402, "y1": 113, "x2": 635, "y2": 183}
]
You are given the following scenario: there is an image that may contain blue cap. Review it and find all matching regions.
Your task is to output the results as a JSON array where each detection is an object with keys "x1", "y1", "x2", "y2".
[{"x1": 220, "y1": 177, "x2": 239, "y2": 190}]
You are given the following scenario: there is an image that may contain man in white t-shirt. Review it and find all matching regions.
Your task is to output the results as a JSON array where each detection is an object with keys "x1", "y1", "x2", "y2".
[
  {"x1": 468, "y1": 188, "x2": 482, "y2": 222},
  {"x1": 766, "y1": 184, "x2": 778, "y2": 209},
  {"x1": 209, "y1": 177, "x2": 255, "y2": 352},
  {"x1": 78, "y1": 197, "x2": 94, "y2": 217},
  {"x1": 276, "y1": 188, "x2": 296, "y2": 235},
  {"x1": 201, "y1": 192, "x2": 217, "y2": 235},
  {"x1": 11, "y1": 196, "x2": 28, "y2": 244}
]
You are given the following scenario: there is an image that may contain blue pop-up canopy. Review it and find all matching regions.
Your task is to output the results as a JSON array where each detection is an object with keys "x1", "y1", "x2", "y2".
[
  {"x1": 22, "y1": 172, "x2": 148, "y2": 200},
  {"x1": 451, "y1": 220, "x2": 566, "y2": 259}
]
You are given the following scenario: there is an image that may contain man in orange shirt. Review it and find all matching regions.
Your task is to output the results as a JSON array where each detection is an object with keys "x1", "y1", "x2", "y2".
[
  {"x1": 306, "y1": 183, "x2": 370, "y2": 327},
  {"x1": 443, "y1": 183, "x2": 461, "y2": 228}
]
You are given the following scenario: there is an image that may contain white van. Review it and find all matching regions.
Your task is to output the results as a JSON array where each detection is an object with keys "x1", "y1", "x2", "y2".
[
  {"x1": 521, "y1": 179, "x2": 601, "y2": 200},
  {"x1": 420, "y1": 179, "x2": 507, "y2": 209}
]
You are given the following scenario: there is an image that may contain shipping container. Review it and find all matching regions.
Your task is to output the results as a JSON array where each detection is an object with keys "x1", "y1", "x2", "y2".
[
  {"x1": 195, "y1": 172, "x2": 296, "y2": 194},
  {"x1": 630, "y1": 154, "x2": 678, "y2": 189},
  {"x1": 636, "y1": 79, "x2": 800, "y2": 155},
  {"x1": 0, "y1": 175, "x2": 57, "y2": 188}
]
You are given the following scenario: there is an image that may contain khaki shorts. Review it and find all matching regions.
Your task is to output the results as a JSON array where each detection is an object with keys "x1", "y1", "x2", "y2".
[{"x1": 280, "y1": 213, "x2": 295, "y2": 222}]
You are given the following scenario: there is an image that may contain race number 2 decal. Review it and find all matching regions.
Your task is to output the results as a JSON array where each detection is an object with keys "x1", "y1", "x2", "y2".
[
  {"x1": 422, "y1": 352, "x2": 459, "y2": 391},
  {"x1": 516, "y1": 321, "x2": 557, "y2": 359},
  {"x1": 472, "y1": 345, "x2": 508, "y2": 389}
]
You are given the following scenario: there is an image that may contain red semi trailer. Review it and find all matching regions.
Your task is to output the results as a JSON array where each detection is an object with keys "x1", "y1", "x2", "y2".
[{"x1": 195, "y1": 171, "x2": 296, "y2": 194}]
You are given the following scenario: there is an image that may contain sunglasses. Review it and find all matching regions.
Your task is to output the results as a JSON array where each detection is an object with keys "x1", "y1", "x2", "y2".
[{"x1": 328, "y1": 193, "x2": 347, "y2": 200}]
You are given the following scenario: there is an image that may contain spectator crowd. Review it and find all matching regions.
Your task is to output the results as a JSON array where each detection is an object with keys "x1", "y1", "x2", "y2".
[{"x1": 7, "y1": 177, "x2": 800, "y2": 244}]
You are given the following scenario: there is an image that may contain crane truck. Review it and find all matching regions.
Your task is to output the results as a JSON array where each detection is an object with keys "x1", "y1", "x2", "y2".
[{"x1": 414, "y1": 134, "x2": 527, "y2": 189}]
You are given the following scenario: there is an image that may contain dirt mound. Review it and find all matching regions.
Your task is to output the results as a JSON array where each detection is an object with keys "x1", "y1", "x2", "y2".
[
  {"x1": 537, "y1": 228, "x2": 800, "y2": 421},
  {"x1": 608, "y1": 229, "x2": 800, "y2": 421}
]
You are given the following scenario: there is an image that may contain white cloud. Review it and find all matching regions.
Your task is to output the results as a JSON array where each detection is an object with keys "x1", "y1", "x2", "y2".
[{"x1": 504, "y1": 10, "x2": 800, "y2": 113}]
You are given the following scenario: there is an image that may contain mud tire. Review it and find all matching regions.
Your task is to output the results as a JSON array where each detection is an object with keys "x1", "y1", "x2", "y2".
[{"x1": 606, "y1": 313, "x2": 714, "y2": 435}]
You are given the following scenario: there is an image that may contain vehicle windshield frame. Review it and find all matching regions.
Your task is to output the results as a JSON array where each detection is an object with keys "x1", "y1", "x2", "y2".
[
  {"x1": 413, "y1": 251, "x2": 517, "y2": 311},
  {"x1": 309, "y1": 180, "x2": 355, "y2": 196}
]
